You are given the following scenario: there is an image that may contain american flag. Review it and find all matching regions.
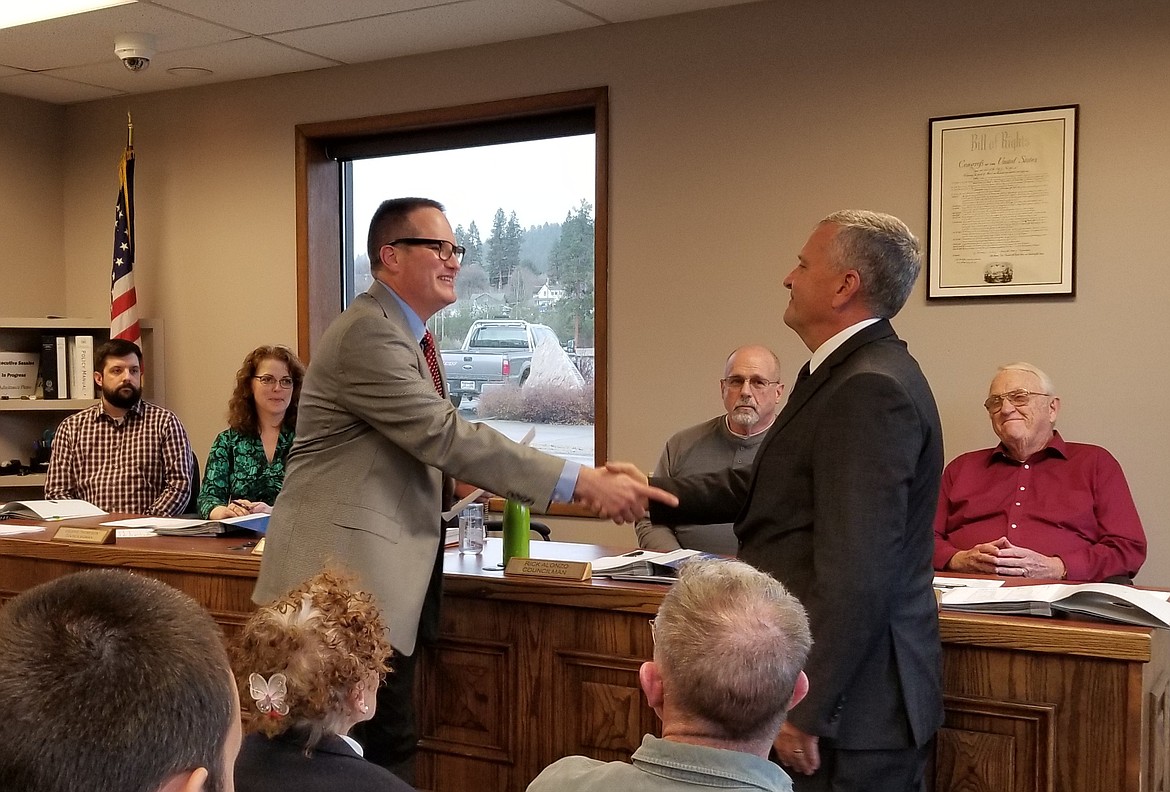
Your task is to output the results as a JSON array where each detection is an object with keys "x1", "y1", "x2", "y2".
[{"x1": 110, "y1": 145, "x2": 140, "y2": 343}]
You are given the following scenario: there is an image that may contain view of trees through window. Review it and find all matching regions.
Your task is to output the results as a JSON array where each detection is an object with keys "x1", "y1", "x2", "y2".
[
  {"x1": 343, "y1": 134, "x2": 597, "y2": 465},
  {"x1": 444, "y1": 198, "x2": 595, "y2": 354}
]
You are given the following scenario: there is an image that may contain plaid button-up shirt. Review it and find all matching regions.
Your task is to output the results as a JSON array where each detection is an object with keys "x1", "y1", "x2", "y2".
[{"x1": 44, "y1": 400, "x2": 193, "y2": 516}]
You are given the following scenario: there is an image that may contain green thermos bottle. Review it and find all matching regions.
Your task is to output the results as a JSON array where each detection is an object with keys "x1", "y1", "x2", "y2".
[{"x1": 502, "y1": 499, "x2": 531, "y2": 563}]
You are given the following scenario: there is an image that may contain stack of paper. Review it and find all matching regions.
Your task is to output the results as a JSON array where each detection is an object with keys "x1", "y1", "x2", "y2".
[
  {"x1": 592, "y1": 548, "x2": 713, "y2": 582},
  {"x1": 937, "y1": 582, "x2": 1170, "y2": 629},
  {"x1": 0, "y1": 499, "x2": 106, "y2": 520},
  {"x1": 102, "y1": 513, "x2": 269, "y2": 537}
]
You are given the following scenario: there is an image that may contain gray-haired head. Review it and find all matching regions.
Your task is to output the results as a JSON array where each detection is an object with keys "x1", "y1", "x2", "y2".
[
  {"x1": 994, "y1": 361, "x2": 1055, "y2": 396},
  {"x1": 652, "y1": 558, "x2": 811, "y2": 742},
  {"x1": 822, "y1": 209, "x2": 921, "y2": 318}
]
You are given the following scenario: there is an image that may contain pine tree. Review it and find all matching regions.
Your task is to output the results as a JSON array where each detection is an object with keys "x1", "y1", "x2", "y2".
[
  {"x1": 547, "y1": 200, "x2": 595, "y2": 345},
  {"x1": 486, "y1": 209, "x2": 508, "y2": 289}
]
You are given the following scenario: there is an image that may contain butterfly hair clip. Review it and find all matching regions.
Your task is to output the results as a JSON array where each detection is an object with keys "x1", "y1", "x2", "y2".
[{"x1": 248, "y1": 672, "x2": 289, "y2": 718}]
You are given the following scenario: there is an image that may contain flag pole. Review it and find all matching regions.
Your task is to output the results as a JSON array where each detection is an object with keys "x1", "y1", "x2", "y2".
[{"x1": 111, "y1": 116, "x2": 141, "y2": 344}]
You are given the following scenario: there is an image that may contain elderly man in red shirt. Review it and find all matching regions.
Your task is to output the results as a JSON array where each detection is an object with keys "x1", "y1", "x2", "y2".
[{"x1": 934, "y1": 362, "x2": 1146, "y2": 583}]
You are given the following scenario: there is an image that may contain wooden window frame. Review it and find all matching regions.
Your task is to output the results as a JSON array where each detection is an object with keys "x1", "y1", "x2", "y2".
[{"x1": 294, "y1": 87, "x2": 608, "y2": 516}]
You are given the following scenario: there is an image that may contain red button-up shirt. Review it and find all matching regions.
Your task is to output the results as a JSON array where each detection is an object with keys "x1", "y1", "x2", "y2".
[{"x1": 932, "y1": 432, "x2": 1146, "y2": 582}]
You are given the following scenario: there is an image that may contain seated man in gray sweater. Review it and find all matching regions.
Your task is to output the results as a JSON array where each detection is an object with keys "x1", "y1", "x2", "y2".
[
  {"x1": 636, "y1": 345, "x2": 784, "y2": 555},
  {"x1": 527, "y1": 557, "x2": 812, "y2": 792}
]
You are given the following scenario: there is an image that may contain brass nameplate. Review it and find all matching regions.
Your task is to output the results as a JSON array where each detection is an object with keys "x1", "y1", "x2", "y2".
[
  {"x1": 52, "y1": 526, "x2": 115, "y2": 545},
  {"x1": 503, "y1": 557, "x2": 591, "y2": 581},
  {"x1": 251, "y1": 537, "x2": 266, "y2": 556}
]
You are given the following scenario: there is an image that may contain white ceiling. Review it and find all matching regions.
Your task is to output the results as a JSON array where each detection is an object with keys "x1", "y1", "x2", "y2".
[{"x1": 0, "y1": 0, "x2": 759, "y2": 105}]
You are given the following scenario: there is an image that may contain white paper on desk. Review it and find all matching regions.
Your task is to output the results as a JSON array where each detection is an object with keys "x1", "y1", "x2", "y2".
[
  {"x1": 933, "y1": 576, "x2": 1006, "y2": 589},
  {"x1": 0, "y1": 525, "x2": 45, "y2": 536},
  {"x1": 0, "y1": 499, "x2": 106, "y2": 520},
  {"x1": 441, "y1": 427, "x2": 537, "y2": 522},
  {"x1": 115, "y1": 528, "x2": 158, "y2": 538},
  {"x1": 591, "y1": 548, "x2": 669, "y2": 573},
  {"x1": 103, "y1": 517, "x2": 206, "y2": 529},
  {"x1": 938, "y1": 582, "x2": 1170, "y2": 628},
  {"x1": 591, "y1": 548, "x2": 708, "y2": 576}
]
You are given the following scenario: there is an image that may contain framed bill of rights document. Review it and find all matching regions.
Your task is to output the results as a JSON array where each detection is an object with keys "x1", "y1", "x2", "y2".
[{"x1": 928, "y1": 105, "x2": 1078, "y2": 298}]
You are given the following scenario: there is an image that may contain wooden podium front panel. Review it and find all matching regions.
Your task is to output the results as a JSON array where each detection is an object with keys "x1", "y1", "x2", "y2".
[
  {"x1": 417, "y1": 580, "x2": 657, "y2": 791},
  {"x1": 937, "y1": 617, "x2": 1170, "y2": 792}
]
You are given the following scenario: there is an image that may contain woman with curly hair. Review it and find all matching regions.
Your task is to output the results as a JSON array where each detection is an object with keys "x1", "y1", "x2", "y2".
[
  {"x1": 199, "y1": 345, "x2": 304, "y2": 519},
  {"x1": 231, "y1": 569, "x2": 411, "y2": 792}
]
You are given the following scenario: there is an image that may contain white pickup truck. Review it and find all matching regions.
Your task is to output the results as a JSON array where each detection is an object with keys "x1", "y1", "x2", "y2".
[{"x1": 440, "y1": 320, "x2": 562, "y2": 407}]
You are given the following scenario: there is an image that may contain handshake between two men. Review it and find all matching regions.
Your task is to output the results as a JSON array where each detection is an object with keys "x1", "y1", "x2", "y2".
[{"x1": 572, "y1": 462, "x2": 677, "y2": 524}]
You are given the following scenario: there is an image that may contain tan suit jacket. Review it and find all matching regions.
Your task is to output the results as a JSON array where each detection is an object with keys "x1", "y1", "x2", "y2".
[{"x1": 254, "y1": 283, "x2": 563, "y2": 654}]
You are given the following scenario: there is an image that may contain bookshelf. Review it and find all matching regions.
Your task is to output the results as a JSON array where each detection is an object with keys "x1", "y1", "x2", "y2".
[{"x1": 0, "y1": 318, "x2": 162, "y2": 496}]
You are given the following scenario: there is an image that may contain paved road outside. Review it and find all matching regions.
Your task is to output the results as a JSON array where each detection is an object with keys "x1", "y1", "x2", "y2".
[{"x1": 458, "y1": 398, "x2": 594, "y2": 467}]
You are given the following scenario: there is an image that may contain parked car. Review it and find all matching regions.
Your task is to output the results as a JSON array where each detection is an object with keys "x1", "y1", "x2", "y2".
[{"x1": 441, "y1": 320, "x2": 561, "y2": 407}]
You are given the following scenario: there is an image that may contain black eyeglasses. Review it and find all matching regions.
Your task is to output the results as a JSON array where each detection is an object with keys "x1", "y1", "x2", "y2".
[
  {"x1": 387, "y1": 238, "x2": 466, "y2": 263},
  {"x1": 983, "y1": 389, "x2": 1052, "y2": 413}
]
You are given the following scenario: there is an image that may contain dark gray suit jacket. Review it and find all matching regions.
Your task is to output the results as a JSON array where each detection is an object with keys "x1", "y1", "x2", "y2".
[
  {"x1": 235, "y1": 732, "x2": 414, "y2": 792},
  {"x1": 255, "y1": 283, "x2": 564, "y2": 655},
  {"x1": 651, "y1": 320, "x2": 944, "y2": 749}
]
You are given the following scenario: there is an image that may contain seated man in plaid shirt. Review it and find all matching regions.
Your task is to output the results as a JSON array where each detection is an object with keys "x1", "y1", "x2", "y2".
[{"x1": 45, "y1": 338, "x2": 193, "y2": 516}]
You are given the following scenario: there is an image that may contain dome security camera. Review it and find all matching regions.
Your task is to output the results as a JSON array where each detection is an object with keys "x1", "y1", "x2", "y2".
[{"x1": 115, "y1": 33, "x2": 157, "y2": 73}]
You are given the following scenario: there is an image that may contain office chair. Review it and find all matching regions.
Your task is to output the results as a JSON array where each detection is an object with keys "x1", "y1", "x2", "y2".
[
  {"x1": 484, "y1": 518, "x2": 552, "y2": 541},
  {"x1": 180, "y1": 453, "x2": 201, "y2": 517}
]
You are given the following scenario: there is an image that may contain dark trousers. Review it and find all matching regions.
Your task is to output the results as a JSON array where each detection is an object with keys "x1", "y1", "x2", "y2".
[
  {"x1": 790, "y1": 739, "x2": 933, "y2": 792},
  {"x1": 351, "y1": 539, "x2": 446, "y2": 786}
]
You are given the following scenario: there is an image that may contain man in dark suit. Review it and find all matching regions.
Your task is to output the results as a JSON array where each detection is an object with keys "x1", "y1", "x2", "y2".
[
  {"x1": 645, "y1": 210, "x2": 944, "y2": 792},
  {"x1": 255, "y1": 197, "x2": 674, "y2": 783}
]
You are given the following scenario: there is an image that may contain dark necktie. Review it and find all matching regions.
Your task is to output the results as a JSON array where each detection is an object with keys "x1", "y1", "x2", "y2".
[
  {"x1": 795, "y1": 361, "x2": 811, "y2": 387},
  {"x1": 421, "y1": 330, "x2": 444, "y2": 396}
]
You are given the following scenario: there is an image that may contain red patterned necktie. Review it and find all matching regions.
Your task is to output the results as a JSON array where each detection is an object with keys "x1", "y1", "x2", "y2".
[{"x1": 421, "y1": 330, "x2": 444, "y2": 396}]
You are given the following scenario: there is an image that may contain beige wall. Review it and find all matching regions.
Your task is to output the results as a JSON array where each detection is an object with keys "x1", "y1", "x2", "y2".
[
  {"x1": 3, "y1": 0, "x2": 1168, "y2": 580},
  {"x1": 1, "y1": 94, "x2": 65, "y2": 314}
]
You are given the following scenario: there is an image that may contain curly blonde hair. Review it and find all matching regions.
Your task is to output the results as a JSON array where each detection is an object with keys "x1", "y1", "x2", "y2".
[
  {"x1": 231, "y1": 569, "x2": 391, "y2": 749},
  {"x1": 226, "y1": 345, "x2": 305, "y2": 435}
]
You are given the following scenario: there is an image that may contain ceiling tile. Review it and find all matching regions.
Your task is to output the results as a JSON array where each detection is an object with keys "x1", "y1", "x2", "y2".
[
  {"x1": 0, "y1": 72, "x2": 124, "y2": 103},
  {"x1": 567, "y1": 0, "x2": 760, "y2": 24},
  {"x1": 269, "y1": 0, "x2": 601, "y2": 64},
  {"x1": 0, "y1": 1, "x2": 240, "y2": 71},
  {"x1": 151, "y1": 0, "x2": 453, "y2": 36},
  {"x1": 0, "y1": 0, "x2": 751, "y2": 104},
  {"x1": 46, "y1": 36, "x2": 338, "y2": 93}
]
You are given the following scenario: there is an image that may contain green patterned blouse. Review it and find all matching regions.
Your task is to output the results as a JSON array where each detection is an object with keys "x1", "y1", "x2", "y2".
[{"x1": 198, "y1": 427, "x2": 295, "y2": 518}]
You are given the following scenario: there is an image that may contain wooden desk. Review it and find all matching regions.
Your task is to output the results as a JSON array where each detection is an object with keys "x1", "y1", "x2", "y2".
[
  {"x1": 0, "y1": 519, "x2": 259, "y2": 633},
  {"x1": 1, "y1": 530, "x2": 1166, "y2": 792}
]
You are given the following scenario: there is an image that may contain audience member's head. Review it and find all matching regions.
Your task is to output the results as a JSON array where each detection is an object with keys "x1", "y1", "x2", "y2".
[
  {"x1": 720, "y1": 345, "x2": 784, "y2": 436},
  {"x1": 228, "y1": 344, "x2": 306, "y2": 434},
  {"x1": 232, "y1": 569, "x2": 392, "y2": 751},
  {"x1": 641, "y1": 558, "x2": 811, "y2": 749},
  {"x1": 822, "y1": 209, "x2": 921, "y2": 319},
  {"x1": 0, "y1": 569, "x2": 240, "y2": 792}
]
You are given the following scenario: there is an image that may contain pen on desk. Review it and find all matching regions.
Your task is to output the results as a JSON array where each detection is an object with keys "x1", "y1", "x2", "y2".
[{"x1": 621, "y1": 550, "x2": 645, "y2": 557}]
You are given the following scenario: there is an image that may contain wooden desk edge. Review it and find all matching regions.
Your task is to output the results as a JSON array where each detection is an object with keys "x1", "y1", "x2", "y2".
[{"x1": 0, "y1": 534, "x2": 260, "y2": 578}]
